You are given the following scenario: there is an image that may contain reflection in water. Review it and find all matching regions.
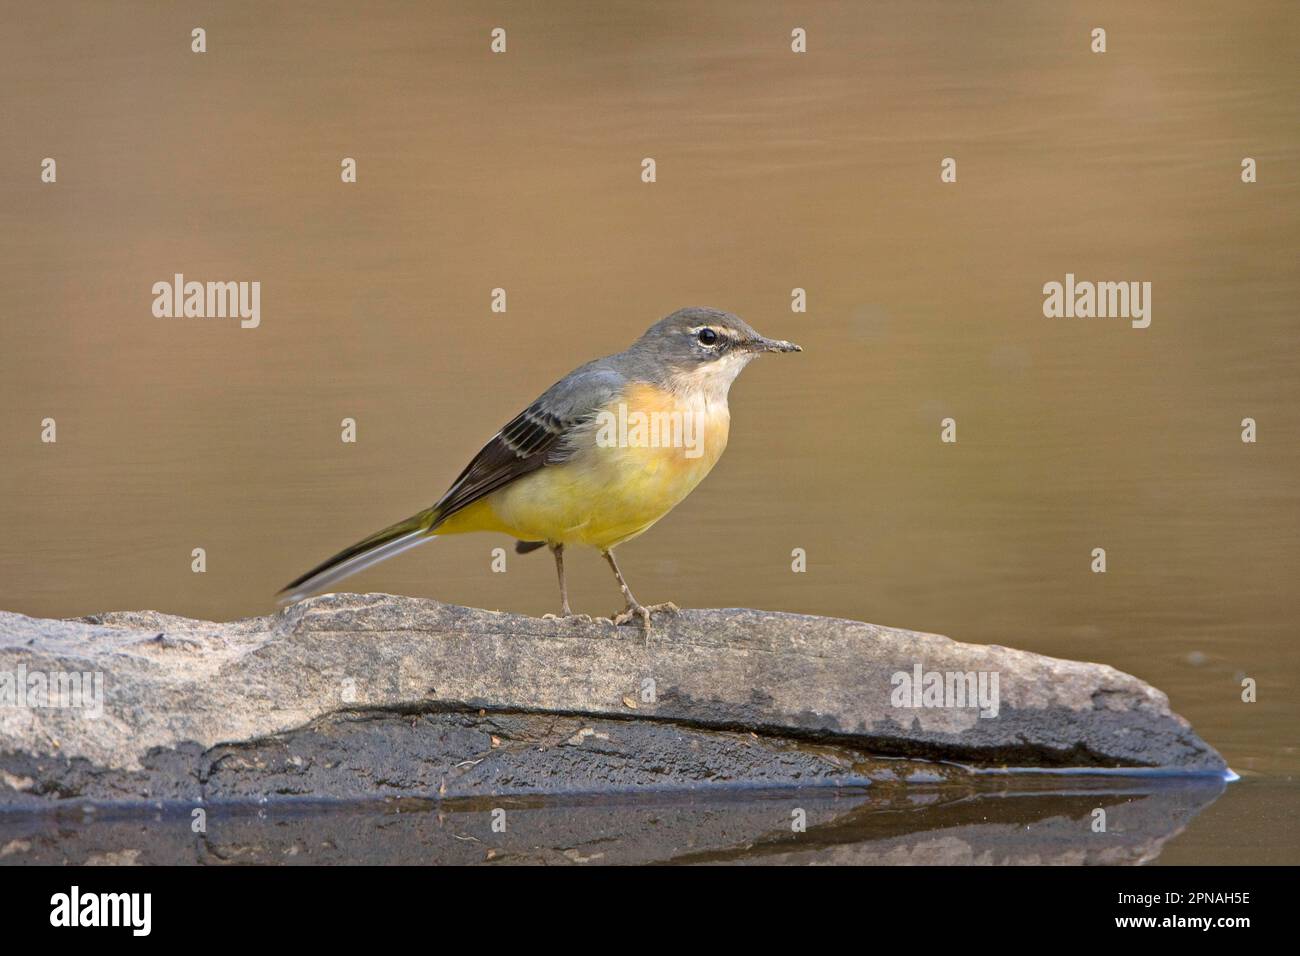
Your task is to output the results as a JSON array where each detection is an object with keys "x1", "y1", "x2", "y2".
[{"x1": 0, "y1": 777, "x2": 1232, "y2": 866}]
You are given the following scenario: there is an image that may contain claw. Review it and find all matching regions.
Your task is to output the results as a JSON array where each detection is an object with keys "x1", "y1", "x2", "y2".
[
  {"x1": 610, "y1": 604, "x2": 650, "y2": 629},
  {"x1": 543, "y1": 612, "x2": 593, "y2": 623},
  {"x1": 609, "y1": 601, "x2": 679, "y2": 630}
]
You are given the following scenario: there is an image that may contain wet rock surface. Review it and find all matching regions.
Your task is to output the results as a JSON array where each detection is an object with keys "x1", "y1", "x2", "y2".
[{"x1": 0, "y1": 593, "x2": 1226, "y2": 811}]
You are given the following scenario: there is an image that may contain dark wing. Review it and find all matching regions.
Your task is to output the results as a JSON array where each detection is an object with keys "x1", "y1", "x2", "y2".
[{"x1": 429, "y1": 362, "x2": 625, "y2": 526}]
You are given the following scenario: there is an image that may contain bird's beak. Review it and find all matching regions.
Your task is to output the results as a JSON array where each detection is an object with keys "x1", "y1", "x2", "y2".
[{"x1": 749, "y1": 335, "x2": 802, "y2": 353}]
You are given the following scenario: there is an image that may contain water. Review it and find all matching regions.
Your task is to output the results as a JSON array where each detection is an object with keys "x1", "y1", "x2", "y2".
[
  {"x1": 1, "y1": 776, "x2": 1291, "y2": 866},
  {"x1": 1, "y1": 1, "x2": 1296, "y2": 863}
]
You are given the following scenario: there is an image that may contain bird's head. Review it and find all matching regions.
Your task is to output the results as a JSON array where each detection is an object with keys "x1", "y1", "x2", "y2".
[{"x1": 631, "y1": 307, "x2": 801, "y2": 395}]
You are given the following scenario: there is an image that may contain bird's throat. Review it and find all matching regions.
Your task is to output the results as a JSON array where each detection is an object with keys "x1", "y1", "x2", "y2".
[{"x1": 665, "y1": 351, "x2": 755, "y2": 407}]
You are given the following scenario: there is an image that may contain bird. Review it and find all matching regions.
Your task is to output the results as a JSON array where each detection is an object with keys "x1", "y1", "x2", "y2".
[{"x1": 279, "y1": 307, "x2": 801, "y2": 626}]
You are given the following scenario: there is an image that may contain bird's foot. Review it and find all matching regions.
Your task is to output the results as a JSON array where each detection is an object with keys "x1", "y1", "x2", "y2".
[
  {"x1": 610, "y1": 601, "x2": 679, "y2": 629},
  {"x1": 543, "y1": 611, "x2": 593, "y2": 623}
]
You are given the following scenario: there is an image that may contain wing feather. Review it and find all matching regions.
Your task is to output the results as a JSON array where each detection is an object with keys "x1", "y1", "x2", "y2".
[{"x1": 430, "y1": 363, "x2": 624, "y2": 527}]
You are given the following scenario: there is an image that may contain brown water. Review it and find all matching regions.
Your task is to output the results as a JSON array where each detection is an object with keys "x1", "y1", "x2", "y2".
[{"x1": 1, "y1": 1, "x2": 1296, "y2": 862}]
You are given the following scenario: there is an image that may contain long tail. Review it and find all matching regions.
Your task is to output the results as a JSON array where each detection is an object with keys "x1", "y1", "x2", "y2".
[{"x1": 277, "y1": 507, "x2": 440, "y2": 605}]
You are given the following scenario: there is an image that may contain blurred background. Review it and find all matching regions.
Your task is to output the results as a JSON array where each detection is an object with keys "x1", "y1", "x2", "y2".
[{"x1": 1, "y1": 1, "x2": 1296, "y2": 859}]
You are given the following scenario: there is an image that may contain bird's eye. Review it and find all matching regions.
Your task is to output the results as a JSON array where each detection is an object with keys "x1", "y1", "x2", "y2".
[{"x1": 697, "y1": 328, "x2": 719, "y2": 346}]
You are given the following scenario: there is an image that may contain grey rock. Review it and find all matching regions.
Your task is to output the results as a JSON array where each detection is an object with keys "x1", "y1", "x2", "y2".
[{"x1": 0, "y1": 593, "x2": 1227, "y2": 810}]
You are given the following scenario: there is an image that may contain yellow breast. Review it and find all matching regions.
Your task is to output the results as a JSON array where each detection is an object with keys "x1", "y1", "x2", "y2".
[{"x1": 480, "y1": 381, "x2": 731, "y2": 549}]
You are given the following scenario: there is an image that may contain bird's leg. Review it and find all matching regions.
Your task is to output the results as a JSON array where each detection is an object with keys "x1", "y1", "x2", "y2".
[
  {"x1": 602, "y1": 549, "x2": 679, "y2": 628},
  {"x1": 552, "y1": 542, "x2": 571, "y2": 615},
  {"x1": 542, "y1": 543, "x2": 591, "y2": 622}
]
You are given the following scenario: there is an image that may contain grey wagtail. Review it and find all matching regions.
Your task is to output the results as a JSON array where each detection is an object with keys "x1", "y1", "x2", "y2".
[{"x1": 279, "y1": 307, "x2": 801, "y2": 626}]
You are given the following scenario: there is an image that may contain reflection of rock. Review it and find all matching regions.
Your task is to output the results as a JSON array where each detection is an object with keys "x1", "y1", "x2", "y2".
[
  {"x1": 0, "y1": 778, "x2": 1224, "y2": 866},
  {"x1": 0, "y1": 593, "x2": 1225, "y2": 811},
  {"x1": 681, "y1": 778, "x2": 1228, "y2": 866}
]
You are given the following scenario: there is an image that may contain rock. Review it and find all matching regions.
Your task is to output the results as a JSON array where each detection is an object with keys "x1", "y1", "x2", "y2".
[{"x1": 0, "y1": 593, "x2": 1227, "y2": 810}]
